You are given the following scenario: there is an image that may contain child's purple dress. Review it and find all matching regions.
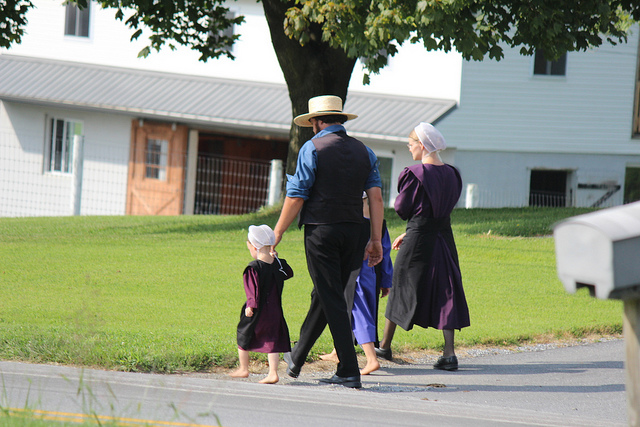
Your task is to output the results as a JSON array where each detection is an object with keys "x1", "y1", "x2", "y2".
[{"x1": 236, "y1": 258, "x2": 293, "y2": 353}]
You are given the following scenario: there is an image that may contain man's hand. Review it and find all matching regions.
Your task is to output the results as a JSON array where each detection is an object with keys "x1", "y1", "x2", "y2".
[
  {"x1": 272, "y1": 197, "x2": 304, "y2": 253},
  {"x1": 364, "y1": 239, "x2": 383, "y2": 267},
  {"x1": 245, "y1": 306, "x2": 254, "y2": 317}
]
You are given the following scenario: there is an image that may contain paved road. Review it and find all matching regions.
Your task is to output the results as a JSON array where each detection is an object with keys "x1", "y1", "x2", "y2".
[{"x1": 0, "y1": 339, "x2": 628, "y2": 426}]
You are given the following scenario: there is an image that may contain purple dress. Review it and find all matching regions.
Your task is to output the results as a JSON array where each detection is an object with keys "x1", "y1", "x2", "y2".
[
  {"x1": 236, "y1": 258, "x2": 293, "y2": 353},
  {"x1": 385, "y1": 163, "x2": 470, "y2": 331}
]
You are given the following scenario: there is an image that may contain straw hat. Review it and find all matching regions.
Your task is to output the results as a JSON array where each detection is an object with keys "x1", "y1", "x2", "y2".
[{"x1": 293, "y1": 95, "x2": 358, "y2": 127}]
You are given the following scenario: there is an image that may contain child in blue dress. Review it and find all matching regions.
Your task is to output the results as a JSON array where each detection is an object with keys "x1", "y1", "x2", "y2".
[{"x1": 320, "y1": 194, "x2": 393, "y2": 374}]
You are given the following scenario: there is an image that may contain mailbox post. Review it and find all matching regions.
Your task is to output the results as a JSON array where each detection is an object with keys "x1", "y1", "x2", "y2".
[{"x1": 554, "y1": 201, "x2": 640, "y2": 426}]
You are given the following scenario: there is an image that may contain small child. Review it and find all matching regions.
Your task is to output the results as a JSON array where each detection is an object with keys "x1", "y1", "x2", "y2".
[
  {"x1": 320, "y1": 193, "x2": 393, "y2": 375},
  {"x1": 230, "y1": 224, "x2": 294, "y2": 384}
]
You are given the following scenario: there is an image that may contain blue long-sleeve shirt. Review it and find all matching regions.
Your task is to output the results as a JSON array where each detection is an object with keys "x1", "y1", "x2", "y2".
[{"x1": 286, "y1": 125, "x2": 382, "y2": 199}]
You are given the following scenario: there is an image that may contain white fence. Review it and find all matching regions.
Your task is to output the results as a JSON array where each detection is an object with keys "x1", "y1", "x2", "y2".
[
  {"x1": 2, "y1": 128, "x2": 620, "y2": 217},
  {"x1": 1, "y1": 130, "x2": 284, "y2": 217},
  {"x1": 462, "y1": 183, "x2": 618, "y2": 210}
]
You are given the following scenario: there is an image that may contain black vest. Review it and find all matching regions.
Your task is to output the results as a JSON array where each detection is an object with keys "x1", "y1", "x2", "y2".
[{"x1": 299, "y1": 131, "x2": 371, "y2": 226}]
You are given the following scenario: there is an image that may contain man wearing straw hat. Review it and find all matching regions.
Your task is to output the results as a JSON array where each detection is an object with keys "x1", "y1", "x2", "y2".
[{"x1": 273, "y1": 95, "x2": 384, "y2": 389}]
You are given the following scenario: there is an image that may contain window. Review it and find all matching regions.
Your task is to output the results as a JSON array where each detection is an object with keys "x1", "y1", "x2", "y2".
[
  {"x1": 47, "y1": 118, "x2": 83, "y2": 174},
  {"x1": 145, "y1": 139, "x2": 168, "y2": 181},
  {"x1": 209, "y1": 11, "x2": 236, "y2": 53},
  {"x1": 533, "y1": 49, "x2": 567, "y2": 76},
  {"x1": 222, "y1": 12, "x2": 235, "y2": 53},
  {"x1": 624, "y1": 167, "x2": 640, "y2": 204},
  {"x1": 65, "y1": 2, "x2": 91, "y2": 37},
  {"x1": 529, "y1": 170, "x2": 568, "y2": 207},
  {"x1": 377, "y1": 157, "x2": 393, "y2": 207}
]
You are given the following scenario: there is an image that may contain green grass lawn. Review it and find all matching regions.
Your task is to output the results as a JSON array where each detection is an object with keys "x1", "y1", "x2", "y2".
[{"x1": 0, "y1": 207, "x2": 622, "y2": 373}]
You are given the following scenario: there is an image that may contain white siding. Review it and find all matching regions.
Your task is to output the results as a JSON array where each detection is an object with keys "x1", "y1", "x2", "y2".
[
  {"x1": 438, "y1": 34, "x2": 640, "y2": 155},
  {"x1": 1, "y1": 0, "x2": 462, "y2": 101},
  {"x1": 432, "y1": 29, "x2": 640, "y2": 208},
  {"x1": 454, "y1": 151, "x2": 628, "y2": 208},
  {"x1": 3, "y1": 0, "x2": 285, "y2": 87},
  {"x1": 0, "y1": 101, "x2": 130, "y2": 216}
]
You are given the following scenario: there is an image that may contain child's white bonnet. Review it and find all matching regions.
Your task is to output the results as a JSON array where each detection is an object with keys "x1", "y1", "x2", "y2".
[{"x1": 248, "y1": 224, "x2": 275, "y2": 249}]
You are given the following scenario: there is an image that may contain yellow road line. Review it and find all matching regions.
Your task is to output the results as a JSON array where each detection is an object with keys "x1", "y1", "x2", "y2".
[{"x1": 4, "y1": 407, "x2": 220, "y2": 427}]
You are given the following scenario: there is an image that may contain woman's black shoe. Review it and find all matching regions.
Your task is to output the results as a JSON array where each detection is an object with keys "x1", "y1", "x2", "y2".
[
  {"x1": 375, "y1": 347, "x2": 392, "y2": 361},
  {"x1": 433, "y1": 355, "x2": 458, "y2": 371}
]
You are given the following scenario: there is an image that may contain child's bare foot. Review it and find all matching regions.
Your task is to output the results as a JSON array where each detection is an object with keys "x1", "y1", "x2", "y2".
[
  {"x1": 319, "y1": 349, "x2": 339, "y2": 362},
  {"x1": 259, "y1": 373, "x2": 279, "y2": 384},
  {"x1": 360, "y1": 360, "x2": 380, "y2": 375},
  {"x1": 229, "y1": 369, "x2": 249, "y2": 378}
]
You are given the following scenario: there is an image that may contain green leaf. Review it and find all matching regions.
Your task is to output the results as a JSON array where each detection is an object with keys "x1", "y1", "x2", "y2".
[
  {"x1": 137, "y1": 46, "x2": 151, "y2": 58},
  {"x1": 424, "y1": 37, "x2": 437, "y2": 50},
  {"x1": 488, "y1": 45, "x2": 503, "y2": 60}
]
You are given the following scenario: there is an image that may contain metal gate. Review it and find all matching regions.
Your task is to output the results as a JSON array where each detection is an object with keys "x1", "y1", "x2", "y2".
[{"x1": 194, "y1": 154, "x2": 272, "y2": 215}]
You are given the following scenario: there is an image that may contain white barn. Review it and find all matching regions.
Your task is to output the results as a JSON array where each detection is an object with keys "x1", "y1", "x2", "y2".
[{"x1": 1, "y1": 0, "x2": 639, "y2": 216}]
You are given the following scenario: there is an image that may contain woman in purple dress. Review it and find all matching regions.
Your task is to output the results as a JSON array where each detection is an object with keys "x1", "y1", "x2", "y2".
[{"x1": 378, "y1": 122, "x2": 470, "y2": 371}]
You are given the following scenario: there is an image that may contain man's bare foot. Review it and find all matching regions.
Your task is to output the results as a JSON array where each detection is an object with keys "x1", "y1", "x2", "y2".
[
  {"x1": 259, "y1": 373, "x2": 279, "y2": 384},
  {"x1": 360, "y1": 360, "x2": 380, "y2": 375},
  {"x1": 319, "y1": 349, "x2": 339, "y2": 362},
  {"x1": 229, "y1": 369, "x2": 249, "y2": 378}
]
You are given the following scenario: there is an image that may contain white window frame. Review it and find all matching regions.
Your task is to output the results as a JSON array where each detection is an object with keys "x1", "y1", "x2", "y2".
[
  {"x1": 45, "y1": 117, "x2": 83, "y2": 174},
  {"x1": 145, "y1": 138, "x2": 169, "y2": 181},
  {"x1": 64, "y1": 1, "x2": 91, "y2": 38},
  {"x1": 208, "y1": 11, "x2": 236, "y2": 54},
  {"x1": 222, "y1": 11, "x2": 235, "y2": 53}
]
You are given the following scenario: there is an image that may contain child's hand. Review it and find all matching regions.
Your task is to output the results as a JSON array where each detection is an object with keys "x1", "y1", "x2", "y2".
[
  {"x1": 245, "y1": 306, "x2": 254, "y2": 317},
  {"x1": 380, "y1": 287, "x2": 390, "y2": 298},
  {"x1": 392, "y1": 233, "x2": 406, "y2": 250},
  {"x1": 269, "y1": 245, "x2": 278, "y2": 258}
]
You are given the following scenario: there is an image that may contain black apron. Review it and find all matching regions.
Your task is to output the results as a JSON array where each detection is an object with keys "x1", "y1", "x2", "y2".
[{"x1": 385, "y1": 215, "x2": 459, "y2": 331}]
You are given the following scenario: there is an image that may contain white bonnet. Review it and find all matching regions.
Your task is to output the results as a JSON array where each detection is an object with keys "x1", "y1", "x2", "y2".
[
  {"x1": 248, "y1": 224, "x2": 275, "y2": 249},
  {"x1": 414, "y1": 122, "x2": 447, "y2": 153}
]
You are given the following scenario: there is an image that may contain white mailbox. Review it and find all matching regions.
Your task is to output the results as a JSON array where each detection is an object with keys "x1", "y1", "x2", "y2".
[{"x1": 554, "y1": 201, "x2": 640, "y2": 300}]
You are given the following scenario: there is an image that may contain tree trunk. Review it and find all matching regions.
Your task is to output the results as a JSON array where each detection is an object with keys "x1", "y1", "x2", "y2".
[{"x1": 262, "y1": 0, "x2": 357, "y2": 175}]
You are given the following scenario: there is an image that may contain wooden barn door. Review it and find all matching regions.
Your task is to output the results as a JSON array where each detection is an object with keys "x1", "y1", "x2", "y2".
[{"x1": 126, "y1": 120, "x2": 188, "y2": 215}]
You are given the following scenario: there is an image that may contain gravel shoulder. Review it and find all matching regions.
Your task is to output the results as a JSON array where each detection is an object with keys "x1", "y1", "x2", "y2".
[{"x1": 192, "y1": 333, "x2": 623, "y2": 379}]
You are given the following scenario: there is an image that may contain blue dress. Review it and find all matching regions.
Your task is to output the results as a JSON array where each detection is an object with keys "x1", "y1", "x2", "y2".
[{"x1": 351, "y1": 222, "x2": 393, "y2": 345}]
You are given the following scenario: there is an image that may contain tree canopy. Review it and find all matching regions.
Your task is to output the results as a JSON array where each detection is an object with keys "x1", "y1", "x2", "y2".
[{"x1": 2, "y1": 0, "x2": 639, "y2": 172}]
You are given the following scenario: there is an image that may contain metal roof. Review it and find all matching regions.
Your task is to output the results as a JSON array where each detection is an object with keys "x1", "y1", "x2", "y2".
[{"x1": 0, "y1": 54, "x2": 456, "y2": 143}]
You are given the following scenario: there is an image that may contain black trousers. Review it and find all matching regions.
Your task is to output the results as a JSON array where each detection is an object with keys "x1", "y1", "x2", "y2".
[{"x1": 290, "y1": 222, "x2": 367, "y2": 377}]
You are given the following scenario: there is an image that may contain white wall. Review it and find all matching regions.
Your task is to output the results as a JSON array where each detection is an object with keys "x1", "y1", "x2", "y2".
[
  {"x1": 438, "y1": 31, "x2": 640, "y2": 154},
  {"x1": 1, "y1": 0, "x2": 461, "y2": 102},
  {"x1": 0, "y1": 101, "x2": 131, "y2": 216},
  {"x1": 432, "y1": 28, "x2": 640, "y2": 208},
  {"x1": 452, "y1": 150, "x2": 638, "y2": 208}
]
